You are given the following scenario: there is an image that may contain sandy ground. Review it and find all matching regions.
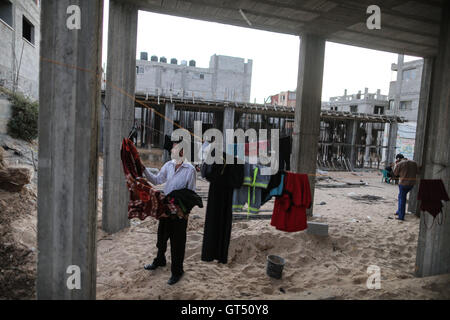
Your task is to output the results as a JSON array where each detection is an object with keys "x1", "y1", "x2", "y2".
[
  {"x1": 0, "y1": 136, "x2": 37, "y2": 299},
  {"x1": 95, "y1": 157, "x2": 450, "y2": 300},
  {"x1": 2, "y1": 142, "x2": 450, "y2": 299}
]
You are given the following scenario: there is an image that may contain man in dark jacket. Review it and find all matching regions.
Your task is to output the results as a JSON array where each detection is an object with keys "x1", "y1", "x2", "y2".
[{"x1": 393, "y1": 153, "x2": 420, "y2": 221}]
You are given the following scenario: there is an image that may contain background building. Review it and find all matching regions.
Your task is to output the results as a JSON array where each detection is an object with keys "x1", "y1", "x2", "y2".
[
  {"x1": 0, "y1": 0, "x2": 40, "y2": 134},
  {"x1": 387, "y1": 59, "x2": 423, "y2": 122},
  {"x1": 0, "y1": 0, "x2": 40, "y2": 100},
  {"x1": 321, "y1": 88, "x2": 390, "y2": 167},
  {"x1": 136, "y1": 53, "x2": 253, "y2": 102},
  {"x1": 270, "y1": 90, "x2": 296, "y2": 108},
  {"x1": 322, "y1": 88, "x2": 389, "y2": 114},
  {"x1": 381, "y1": 57, "x2": 423, "y2": 162}
]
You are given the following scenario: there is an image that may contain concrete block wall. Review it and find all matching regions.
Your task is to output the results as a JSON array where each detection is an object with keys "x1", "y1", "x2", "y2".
[
  {"x1": 211, "y1": 54, "x2": 252, "y2": 102},
  {"x1": 0, "y1": 0, "x2": 40, "y2": 100}
]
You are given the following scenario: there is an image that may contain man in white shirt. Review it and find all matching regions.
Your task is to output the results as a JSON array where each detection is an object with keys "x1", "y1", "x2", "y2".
[{"x1": 142, "y1": 142, "x2": 196, "y2": 285}]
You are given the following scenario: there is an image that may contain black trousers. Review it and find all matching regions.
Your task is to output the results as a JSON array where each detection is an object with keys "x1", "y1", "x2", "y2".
[{"x1": 153, "y1": 217, "x2": 187, "y2": 276}]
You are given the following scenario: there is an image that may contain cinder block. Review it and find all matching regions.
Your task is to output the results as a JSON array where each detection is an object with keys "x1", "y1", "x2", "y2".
[{"x1": 307, "y1": 222, "x2": 329, "y2": 236}]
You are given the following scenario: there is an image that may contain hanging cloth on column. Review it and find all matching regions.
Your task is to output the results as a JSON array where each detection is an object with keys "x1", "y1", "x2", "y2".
[
  {"x1": 417, "y1": 179, "x2": 449, "y2": 228},
  {"x1": 271, "y1": 172, "x2": 311, "y2": 232}
]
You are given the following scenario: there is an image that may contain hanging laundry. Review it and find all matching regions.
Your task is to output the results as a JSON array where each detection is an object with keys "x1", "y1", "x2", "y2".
[
  {"x1": 260, "y1": 171, "x2": 285, "y2": 206},
  {"x1": 127, "y1": 179, "x2": 178, "y2": 220},
  {"x1": 121, "y1": 137, "x2": 144, "y2": 179},
  {"x1": 271, "y1": 172, "x2": 312, "y2": 232},
  {"x1": 279, "y1": 136, "x2": 292, "y2": 171},
  {"x1": 417, "y1": 179, "x2": 449, "y2": 222},
  {"x1": 201, "y1": 154, "x2": 244, "y2": 264},
  {"x1": 121, "y1": 138, "x2": 178, "y2": 220},
  {"x1": 232, "y1": 162, "x2": 271, "y2": 215},
  {"x1": 120, "y1": 138, "x2": 204, "y2": 221},
  {"x1": 166, "y1": 188, "x2": 203, "y2": 218}
]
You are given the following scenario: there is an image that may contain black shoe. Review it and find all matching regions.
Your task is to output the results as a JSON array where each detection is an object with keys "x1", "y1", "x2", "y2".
[
  {"x1": 144, "y1": 261, "x2": 166, "y2": 270},
  {"x1": 395, "y1": 217, "x2": 404, "y2": 221},
  {"x1": 167, "y1": 273, "x2": 184, "y2": 285}
]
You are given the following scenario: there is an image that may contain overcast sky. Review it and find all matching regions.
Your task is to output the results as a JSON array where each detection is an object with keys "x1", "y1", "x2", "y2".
[{"x1": 102, "y1": 0, "x2": 421, "y2": 103}]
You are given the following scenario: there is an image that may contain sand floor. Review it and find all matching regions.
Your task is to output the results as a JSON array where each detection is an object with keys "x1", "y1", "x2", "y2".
[{"x1": 95, "y1": 162, "x2": 450, "y2": 300}]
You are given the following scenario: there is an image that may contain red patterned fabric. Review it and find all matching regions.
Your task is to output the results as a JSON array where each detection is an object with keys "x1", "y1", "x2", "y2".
[
  {"x1": 121, "y1": 138, "x2": 143, "y2": 179},
  {"x1": 271, "y1": 172, "x2": 312, "y2": 232},
  {"x1": 121, "y1": 138, "x2": 178, "y2": 221}
]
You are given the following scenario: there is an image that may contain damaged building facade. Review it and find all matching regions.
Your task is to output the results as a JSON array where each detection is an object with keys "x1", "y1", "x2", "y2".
[{"x1": 0, "y1": 0, "x2": 40, "y2": 99}]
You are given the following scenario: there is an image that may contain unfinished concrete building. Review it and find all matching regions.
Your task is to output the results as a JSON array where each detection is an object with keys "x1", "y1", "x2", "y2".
[
  {"x1": 323, "y1": 88, "x2": 388, "y2": 114},
  {"x1": 380, "y1": 57, "x2": 424, "y2": 162},
  {"x1": 0, "y1": 0, "x2": 40, "y2": 100},
  {"x1": 388, "y1": 58, "x2": 423, "y2": 122},
  {"x1": 37, "y1": 0, "x2": 450, "y2": 299},
  {"x1": 267, "y1": 88, "x2": 392, "y2": 169},
  {"x1": 321, "y1": 88, "x2": 390, "y2": 168},
  {"x1": 101, "y1": 53, "x2": 253, "y2": 155},
  {"x1": 128, "y1": 91, "x2": 402, "y2": 172},
  {"x1": 136, "y1": 54, "x2": 253, "y2": 102}
]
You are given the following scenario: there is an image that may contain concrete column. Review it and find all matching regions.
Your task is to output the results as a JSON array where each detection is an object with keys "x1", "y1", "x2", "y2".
[
  {"x1": 381, "y1": 123, "x2": 389, "y2": 164},
  {"x1": 408, "y1": 58, "x2": 434, "y2": 216},
  {"x1": 223, "y1": 107, "x2": 235, "y2": 151},
  {"x1": 163, "y1": 102, "x2": 175, "y2": 163},
  {"x1": 415, "y1": 2, "x2": 450, "y2": 277},
  {"x1": 364, "y1": 123, "x2": 373, "y2": 162},
  {"x1": 102, "y1": 1, "x2": 138, "y2": 233},
  {"x1": 157, "y1": 105, "x2": 164, "y2": 148},
  {"x1": 37, "y1": 0, "x2": 103, "y2": 299},
  {"x1": 222, "y1": 107, "x2": 234, "y2": 136},
  {"x1": 291, "y1": 33, "x2": 326, "y2": 216},
  {"x1": 346, "y1": 120, "x2": 357, "y2": 170},
  {"x1": 140, "y1": 107, "x2": 144, "y2": 147},
  {"x1": 386, "y1": 121, "x2": 398, "y2": 165},
  {"x1": 214, "y1": 110, "x2": 224, "y2": 130},
  {"x1": 146, "y1": 108, "x2": 152, "y2": 146}
]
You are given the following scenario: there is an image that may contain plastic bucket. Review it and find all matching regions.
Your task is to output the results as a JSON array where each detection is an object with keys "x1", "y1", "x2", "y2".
[{"x1": 266, "y1": 255, "x2": 285, "y2": 279}]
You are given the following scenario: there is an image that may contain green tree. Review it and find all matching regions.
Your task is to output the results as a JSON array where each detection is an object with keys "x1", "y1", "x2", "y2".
[{"x1": 6, "y1": 91, "x2": 39, "y2": 142}]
